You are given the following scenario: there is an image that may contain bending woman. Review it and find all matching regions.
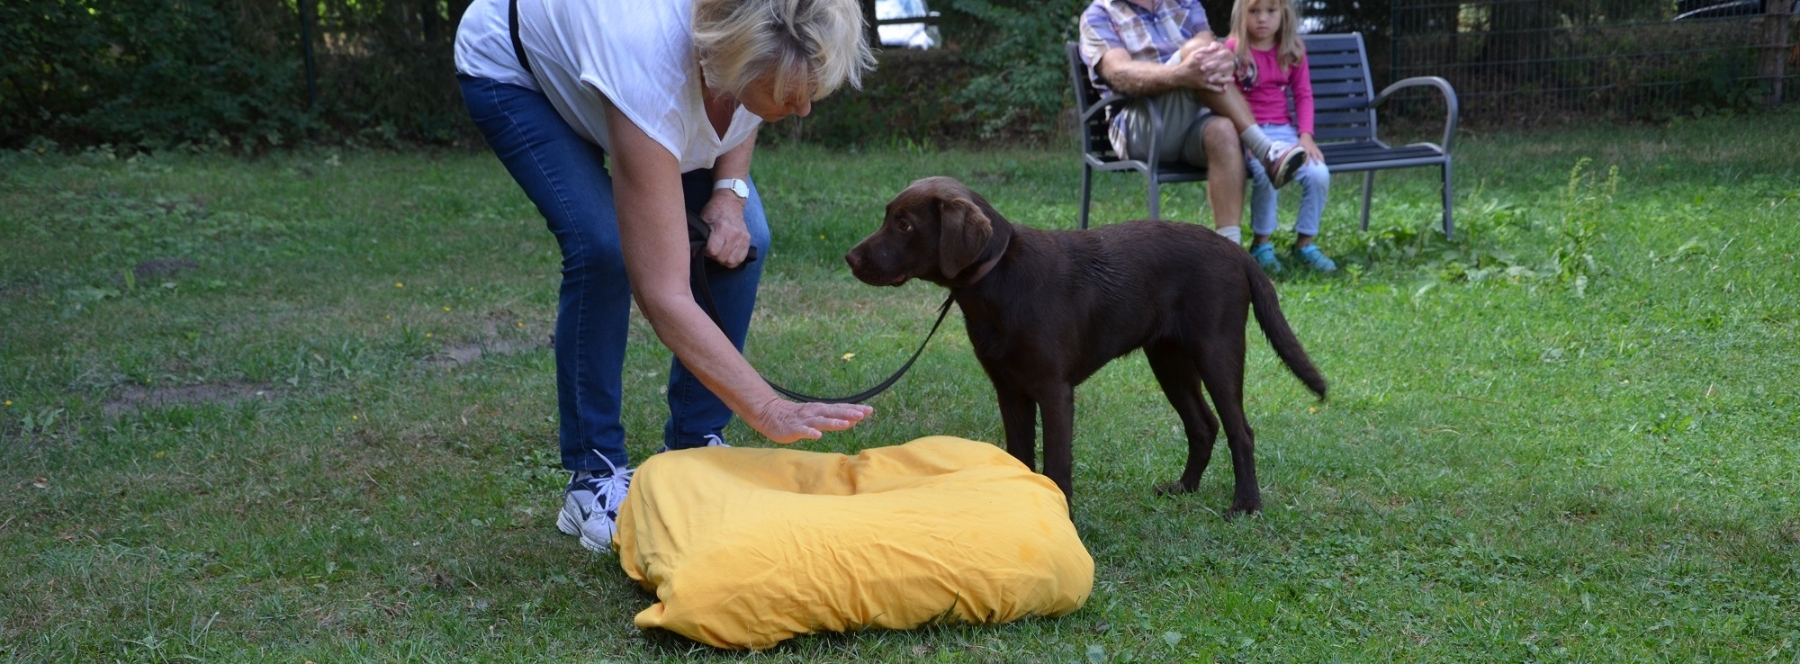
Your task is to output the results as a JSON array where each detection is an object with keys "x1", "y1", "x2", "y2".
[{"x1": 454, "y1": 0, "x2": 876, "y2": 551}]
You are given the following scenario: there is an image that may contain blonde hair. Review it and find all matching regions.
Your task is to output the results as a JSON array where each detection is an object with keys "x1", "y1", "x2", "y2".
[
  {"x1": 1230, "y1": 0, "x2": 1304, "y2": 71},
  {"x1": 692, "y1": 0, "x2": 875, "y2": 102}
]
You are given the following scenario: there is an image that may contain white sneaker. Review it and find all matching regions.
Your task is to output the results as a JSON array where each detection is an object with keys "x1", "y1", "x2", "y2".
[
  {"x1": 1262, "y1": 143, "x2": 1308, "y2": 189},
  {"x1": 555, "y1": 452, "x2": 633, "y2": 552},
  {"x1": 656, "y1": 433, "x2": 731, "y2": 454}
]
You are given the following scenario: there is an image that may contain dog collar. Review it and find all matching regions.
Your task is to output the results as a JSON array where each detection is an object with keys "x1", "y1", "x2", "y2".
[{"x1": 956, "y1": 235, "x2": 1010, "y2": 287}]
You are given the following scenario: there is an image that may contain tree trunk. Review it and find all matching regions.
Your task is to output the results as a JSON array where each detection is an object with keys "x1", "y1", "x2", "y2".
[
  {"x1": 421, "y1": 0, "x2": 441, "y2": 43},
  {"x1": 447, "y1": 0, "x2": 474, "y2": 32},
  {"x1": 299, "y1": 0, "x2": 318, "y2": 108},
  {"x1": 862, "y1": 0, "x2": 880, "y2": 53}
]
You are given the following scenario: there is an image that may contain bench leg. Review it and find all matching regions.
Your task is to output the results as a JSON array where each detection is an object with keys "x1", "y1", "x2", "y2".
[
  {"x1": 1148, "y1": 177, "x2": 1162, "y2": 220},
  {"x1": 1440, "y1": 159, "x2": 1455, "y2": 239},
  {"x1": 1080, "y1": 164, "x2": 1094, "y2": 230},
  {"x1": 1360, "y1": 171, "x2": 1375, "y2": 231}
]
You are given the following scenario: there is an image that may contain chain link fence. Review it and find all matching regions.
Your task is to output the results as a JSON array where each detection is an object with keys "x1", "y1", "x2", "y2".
[{"x1": 1388, "y1": 0, "x2": 1798, "y2": 123}]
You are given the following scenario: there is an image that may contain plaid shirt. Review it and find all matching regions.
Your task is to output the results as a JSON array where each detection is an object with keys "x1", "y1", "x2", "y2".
[{"x1": 1077, "y1": 0, "x2": 1213, "y2": 92}]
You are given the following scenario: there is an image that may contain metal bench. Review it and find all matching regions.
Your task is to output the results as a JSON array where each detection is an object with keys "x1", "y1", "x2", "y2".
[{"x1": 1069, "y1": 33, "x2": 1460, "y2": 237}]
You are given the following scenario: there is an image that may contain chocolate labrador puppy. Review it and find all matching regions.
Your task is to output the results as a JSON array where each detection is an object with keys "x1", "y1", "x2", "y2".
[{"x1": 845, "y1": 177, "x2": 1326, "y2": 516}]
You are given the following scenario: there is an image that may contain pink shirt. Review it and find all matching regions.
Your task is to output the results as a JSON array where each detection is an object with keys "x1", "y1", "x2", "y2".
[{"x1": 1225, "y1": 39, "x2": 1314, "y2": 136}]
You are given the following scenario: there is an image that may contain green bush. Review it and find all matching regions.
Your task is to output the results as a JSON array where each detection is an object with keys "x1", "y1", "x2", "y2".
[
  {"x1": 763, "y1": 50, "x2": 977, "y2": 147},
  {"x1": 944, "y1": 0, "x2": 1089, "y2": 139},
  {"x1": 0, "y1": 0, "x2": 472, "y2": 152},
  {"x1": 0, "y1": 0, "x2": 311, "y2": 151}
]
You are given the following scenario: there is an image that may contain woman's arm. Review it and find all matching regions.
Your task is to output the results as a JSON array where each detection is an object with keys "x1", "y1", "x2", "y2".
[{"x1": 602, "y1": 98, "x2": 872, "y2": 442}]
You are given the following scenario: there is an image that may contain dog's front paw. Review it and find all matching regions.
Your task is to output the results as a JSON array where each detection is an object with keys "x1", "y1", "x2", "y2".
[
  {"x1": 1153, "y1": 480, "x2": 1199, "y2": 496},
  {"x1": 1224, "y1": 500, "x2": 1263, "y2": 519}
]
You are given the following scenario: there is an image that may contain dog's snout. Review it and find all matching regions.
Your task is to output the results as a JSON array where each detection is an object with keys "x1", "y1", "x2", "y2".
[{"x1": 844, "y1": 249, "x2": 862, "y2": 271}]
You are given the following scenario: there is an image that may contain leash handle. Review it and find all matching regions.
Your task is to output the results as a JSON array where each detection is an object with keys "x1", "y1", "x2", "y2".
[{"x1": 687, "y1": 241, "x2": 951, "y2": 404}]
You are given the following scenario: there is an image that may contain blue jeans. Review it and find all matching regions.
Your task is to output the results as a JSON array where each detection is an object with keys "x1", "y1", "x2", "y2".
[
  {"x1": 459, "y1": 75, "x2": 770, "y2": 471},
  {"x1": 1245, "y1": 123, "x2": 1330, "y2": 237}
]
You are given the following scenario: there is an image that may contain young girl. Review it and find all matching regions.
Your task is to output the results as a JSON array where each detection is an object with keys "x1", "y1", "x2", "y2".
[{"x1": 1228, "y1": 0, "x2": 1336, "y2": 273}]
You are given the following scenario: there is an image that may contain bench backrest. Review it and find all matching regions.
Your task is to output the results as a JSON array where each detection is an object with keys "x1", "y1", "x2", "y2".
[{"x1": 1300, "y1": 33, "x2": 1377, "y2": 144}]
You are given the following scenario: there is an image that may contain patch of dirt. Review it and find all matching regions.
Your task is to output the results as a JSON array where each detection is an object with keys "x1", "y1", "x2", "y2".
[
  {"x1": 423, "y1": 315, "x2": 552, "y2": 369},
  {"x1": 103, "y1": 381, "x2": 276, "y2": 417},
  {"x1": 133, "y1": 258, "x2": 200, "y2": 280},
  {"x1": 0, "y1": 273, "x2": 49, "y2": 301},
  {"x1": 108, "y1": 259, "x2": 201, "y2": 288}
]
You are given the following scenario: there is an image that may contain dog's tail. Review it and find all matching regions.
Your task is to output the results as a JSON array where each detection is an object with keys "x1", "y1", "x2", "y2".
[{"x1": 1245, "y1": 258, "x2": 1328, "y2": 399}]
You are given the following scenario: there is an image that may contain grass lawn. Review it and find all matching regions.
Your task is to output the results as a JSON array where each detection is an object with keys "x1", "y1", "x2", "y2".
[{"x1": 2, "y1": 112, "x2": 1798, "y2": 662}]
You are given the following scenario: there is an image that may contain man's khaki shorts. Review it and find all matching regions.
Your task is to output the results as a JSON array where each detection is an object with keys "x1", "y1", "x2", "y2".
[{"x1": 1109, "y1": 90, "x2": 1225, "y2": 166}]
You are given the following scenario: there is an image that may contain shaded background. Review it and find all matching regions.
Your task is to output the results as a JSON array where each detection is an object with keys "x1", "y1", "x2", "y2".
[{"x1": 1, "y1": 0, "x2": 1793, "y2": 151}]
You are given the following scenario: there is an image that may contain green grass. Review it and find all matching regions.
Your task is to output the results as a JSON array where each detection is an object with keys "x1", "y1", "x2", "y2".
[{"x1": 2, "y1": 112, "x2": 1798, "y2": 662}]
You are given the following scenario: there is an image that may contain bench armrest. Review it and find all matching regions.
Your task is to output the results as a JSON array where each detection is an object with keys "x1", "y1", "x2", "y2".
[
  {"x1": 1373, "y1": 76, "x2": 1459, "y2": 154},
  {"x1": 1079, "y1": 92, "x2": 1138, "y2": 157},
  {"x1": 1080, "y1": 92, "x2": 1132, "y2": 123}
]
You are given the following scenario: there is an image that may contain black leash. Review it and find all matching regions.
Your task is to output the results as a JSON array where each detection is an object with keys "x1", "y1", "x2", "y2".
[{"x1": 686, "y1": 212, "x2": 953, "y2": 404}]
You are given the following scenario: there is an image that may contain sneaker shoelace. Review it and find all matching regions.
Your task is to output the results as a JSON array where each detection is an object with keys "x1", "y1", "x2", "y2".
[
  {"x1": 569, "y1": 451, "x2": 634, "y2": 519},
  {"x1": 589, "y1": 451, "x2": 633, "y2": 517}
]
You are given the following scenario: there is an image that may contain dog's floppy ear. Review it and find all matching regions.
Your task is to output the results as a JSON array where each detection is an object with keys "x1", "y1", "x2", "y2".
[{"x1": 937, "y1": 196, "x2": 994, "y2": 279}]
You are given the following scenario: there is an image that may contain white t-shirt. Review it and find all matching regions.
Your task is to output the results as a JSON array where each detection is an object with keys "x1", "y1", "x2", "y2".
[{"x1": 453, "y1": 0, "x2": 761, "y2": 172}]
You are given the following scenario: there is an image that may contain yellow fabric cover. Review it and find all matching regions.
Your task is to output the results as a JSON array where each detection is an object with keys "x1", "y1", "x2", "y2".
[{"x1": 615, "y1": 436, "x2": 1093, "y2": 650}]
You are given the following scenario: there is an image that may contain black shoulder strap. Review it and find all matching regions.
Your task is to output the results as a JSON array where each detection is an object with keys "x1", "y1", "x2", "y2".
[{"x1": 509, "y1": 0, "x2": 533, "y2": 77}]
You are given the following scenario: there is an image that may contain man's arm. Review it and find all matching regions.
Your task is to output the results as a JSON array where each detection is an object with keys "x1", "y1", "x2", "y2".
[{"x1": 1093, "y1": 29, "x2": 1235, "y2": 97}]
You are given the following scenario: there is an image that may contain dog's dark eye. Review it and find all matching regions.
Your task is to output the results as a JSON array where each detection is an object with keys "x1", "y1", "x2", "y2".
[{"x1": 896, "y1": 219, "x2": 913, "y2": 233}]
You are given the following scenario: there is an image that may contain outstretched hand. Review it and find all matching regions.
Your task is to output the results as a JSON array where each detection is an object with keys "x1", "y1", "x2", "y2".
[{"x1": 748, "y1": 398, "x2": 874, "y2": 444}]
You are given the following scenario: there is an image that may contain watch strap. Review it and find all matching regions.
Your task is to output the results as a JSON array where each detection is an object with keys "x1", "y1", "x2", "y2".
[{"x1": 713, "y1": 178, "x2": 748, "y2": 198}]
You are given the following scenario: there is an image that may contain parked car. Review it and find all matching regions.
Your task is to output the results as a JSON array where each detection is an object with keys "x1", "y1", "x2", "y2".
[
  {"x1": 877, "y1": 0, "x2": 939, "y2": 49},
  {"x1": 1674, "y1": 0, "x2": 1796, "y2": 20}
]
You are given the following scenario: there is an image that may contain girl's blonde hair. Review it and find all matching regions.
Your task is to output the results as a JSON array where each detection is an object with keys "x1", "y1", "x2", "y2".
[
  {"x1": 693, "y1": 0, "x2": 875, "y2": 102},
  {"x1": 1230, "y1": 0, "x2": 1304, "y2": 71}
]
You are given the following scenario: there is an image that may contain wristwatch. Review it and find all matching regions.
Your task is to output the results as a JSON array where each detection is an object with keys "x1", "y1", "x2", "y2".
[{"x1": 713, "y1": 178, "x2": 749, "y2": 200}]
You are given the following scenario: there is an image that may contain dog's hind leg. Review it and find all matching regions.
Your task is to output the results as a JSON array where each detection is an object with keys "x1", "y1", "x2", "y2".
[
  {"x1": 1196, "y1": 333, "x2": 1261, "y2": 517},
  {"x1": 1146, "y1": 343, "x2": 1220, "y2": 496}
]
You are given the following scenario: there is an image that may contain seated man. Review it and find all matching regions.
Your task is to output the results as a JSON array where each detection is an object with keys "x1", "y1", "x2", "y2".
[{"x1": 1078, "y1": 0, "x2": 1307, "y2": 245}]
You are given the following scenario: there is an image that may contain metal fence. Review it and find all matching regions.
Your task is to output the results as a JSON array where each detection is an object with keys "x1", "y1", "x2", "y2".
[{"x1": 1389, "y1": 0, "x2": 1798, "y2": 123}]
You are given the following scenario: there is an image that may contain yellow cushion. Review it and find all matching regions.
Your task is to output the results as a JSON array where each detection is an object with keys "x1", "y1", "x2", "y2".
[{"x1": 615, "y1": 436, "x2": 1093, "y2": 650}]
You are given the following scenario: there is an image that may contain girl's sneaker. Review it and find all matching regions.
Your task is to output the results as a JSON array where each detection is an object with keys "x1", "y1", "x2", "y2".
[
  {"x1": 1249, "y1": 242, "x2": 1282, "y2": 274},
  {"x1": 557, "y1": 452, "x2": 634, "y2": 552},
  {"x1": 1261, "y1": 144, "x2": 1308, "y2": 189},
  {"x1": 1294, "y1": 245, "x2": 1338, "y2": 272}
]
